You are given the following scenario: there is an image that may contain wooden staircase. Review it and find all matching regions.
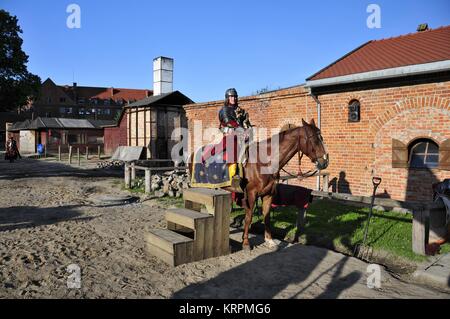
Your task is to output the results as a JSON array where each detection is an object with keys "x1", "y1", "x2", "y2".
[{"x1": 145, "y1": 188, "x2": 232, "y2": 266}]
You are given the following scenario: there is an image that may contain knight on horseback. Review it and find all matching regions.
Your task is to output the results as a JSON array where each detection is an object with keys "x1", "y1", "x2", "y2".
[{"x1": 218, "y1": 88, "x2": 252, "y2": 192}]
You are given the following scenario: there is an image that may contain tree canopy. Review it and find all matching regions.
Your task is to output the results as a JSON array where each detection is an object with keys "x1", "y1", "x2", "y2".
[{"x1": 0, "y1": 9, "x2": 41, "y2": 112}]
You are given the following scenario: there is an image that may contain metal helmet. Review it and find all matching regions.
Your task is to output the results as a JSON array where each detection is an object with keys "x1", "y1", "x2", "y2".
[{"x1": 225, "y1": 88, "x2": 238, "y2": 99}]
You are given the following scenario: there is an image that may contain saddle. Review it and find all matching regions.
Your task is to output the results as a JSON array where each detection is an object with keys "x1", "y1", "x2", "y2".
[{"x1": 191, "y1": 132, "x2": 250, "y2": 191}]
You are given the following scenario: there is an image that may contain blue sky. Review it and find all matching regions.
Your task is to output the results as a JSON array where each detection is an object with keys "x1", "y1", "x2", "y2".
[{"x1": 1, "y1": 0, "x2": 450, "y2": 102}]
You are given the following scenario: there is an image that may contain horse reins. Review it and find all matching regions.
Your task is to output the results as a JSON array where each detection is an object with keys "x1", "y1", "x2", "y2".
[{"x1": 280, "y1": 127, "x2": 319, "y2": 180}]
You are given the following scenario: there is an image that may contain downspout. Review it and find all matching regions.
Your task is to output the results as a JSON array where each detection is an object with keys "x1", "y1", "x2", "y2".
[{"x1": 309, "y1": 90, "x2": 321, "y2": 191}]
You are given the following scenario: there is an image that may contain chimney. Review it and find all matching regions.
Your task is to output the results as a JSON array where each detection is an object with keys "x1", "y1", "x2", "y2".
[
  {"x1": 417, "y1": 23, "x2": 429, "y2": 32},
  {"x1": 73, "y1": 82, "x2": 77, "y2": 101},
  {"x1": 110, "y1": 87, "x2": 114, "y2": 97},
  {"x1": 153, "y1": 56, "x2": 173, "y2": 96}
]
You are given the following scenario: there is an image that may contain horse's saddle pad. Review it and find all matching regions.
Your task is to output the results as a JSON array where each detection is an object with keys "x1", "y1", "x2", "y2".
[{"x1": 191, "y1": 146, "x2": 232, "y2": 188}]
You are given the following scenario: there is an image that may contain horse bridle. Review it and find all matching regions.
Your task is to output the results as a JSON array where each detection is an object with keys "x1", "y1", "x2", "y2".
[{"x1": 280, "y1": 126, "x2": 323, "y2": 180}]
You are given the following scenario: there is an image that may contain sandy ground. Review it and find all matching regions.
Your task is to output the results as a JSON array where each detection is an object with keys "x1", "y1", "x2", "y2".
[{"x1": 0, "y1": 157, "x2": 449, "y2": 299}]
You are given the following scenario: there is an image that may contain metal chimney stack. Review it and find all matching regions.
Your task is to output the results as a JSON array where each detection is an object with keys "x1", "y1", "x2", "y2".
[{"x1": 153, "y1": 56, "x2": 173, "y2": 96}]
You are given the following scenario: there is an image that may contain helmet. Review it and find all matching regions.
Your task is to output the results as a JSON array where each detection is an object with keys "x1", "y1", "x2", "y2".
[{"x1": 225, "y1": 88, "x2": 238, "y2": 99}]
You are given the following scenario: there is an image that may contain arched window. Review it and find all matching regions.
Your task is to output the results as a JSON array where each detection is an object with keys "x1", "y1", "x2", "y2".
[{"x1": 408, "y1": 139, "x2": 439, "y2": 168}]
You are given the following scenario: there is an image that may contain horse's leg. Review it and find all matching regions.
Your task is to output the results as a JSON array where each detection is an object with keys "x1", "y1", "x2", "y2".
[
  {"x1": 242, "y1": 190, "x2": 257, "y2": 250},
  {"x1": 262, "y1": 195, "x2": 277, "y2": 247}
]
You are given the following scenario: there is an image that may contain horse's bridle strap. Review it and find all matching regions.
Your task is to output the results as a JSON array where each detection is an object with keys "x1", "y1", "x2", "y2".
[{"x1": 279, "y1": 126, "x2": 319, "y2": 180}]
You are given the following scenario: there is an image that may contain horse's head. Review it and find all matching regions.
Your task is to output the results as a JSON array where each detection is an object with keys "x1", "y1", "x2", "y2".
[{"x1": 300, "y1": 119, "x2": 329, "y2": 170}]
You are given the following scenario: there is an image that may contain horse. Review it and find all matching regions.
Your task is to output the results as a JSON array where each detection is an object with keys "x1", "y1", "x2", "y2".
[{"x1": 187, "y1": 118, "x2": 329, "y2": 249}]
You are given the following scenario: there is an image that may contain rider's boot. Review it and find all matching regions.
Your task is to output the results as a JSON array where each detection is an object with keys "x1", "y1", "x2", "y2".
[{"x1": 231, "y1": 175, "x2": 244, "y2": 193}]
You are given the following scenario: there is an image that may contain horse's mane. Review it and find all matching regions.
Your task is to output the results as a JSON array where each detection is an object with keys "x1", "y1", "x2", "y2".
[{"x1": 251, "y1": 125, "x2": 302, "y2": 148}]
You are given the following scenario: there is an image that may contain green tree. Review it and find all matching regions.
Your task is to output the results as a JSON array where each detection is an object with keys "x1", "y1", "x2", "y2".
[{"x1": 0, "y1": 9, "x2": 41, "y2": 112}]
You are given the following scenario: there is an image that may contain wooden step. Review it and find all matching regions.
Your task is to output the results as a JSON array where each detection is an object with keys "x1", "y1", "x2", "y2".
[
  {"x1": 183, "y1": 188, "x2": 231, "y2": 213},
  {"x1": 166, "y1": 208, "x2": 213, "y2": 230},
  {"x1": 144, "y1": 228, "x2": 194, "y2": 266},
  {"x1": 166, "y1": 208, "x2": 214, "y2": 261},
  {"x1": 183, "y1": 187, "x2": 232, "y2": 257}
]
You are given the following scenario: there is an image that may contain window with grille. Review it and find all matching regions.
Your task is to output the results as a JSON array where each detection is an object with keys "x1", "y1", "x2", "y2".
[{"x1": 408, "y1": 139, "x2": 439, "y2": 168}]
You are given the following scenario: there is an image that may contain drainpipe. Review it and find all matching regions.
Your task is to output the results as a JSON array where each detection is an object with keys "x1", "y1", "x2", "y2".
[{"x1": 310, "y1": 90, "x2": 321, "y2": 191}]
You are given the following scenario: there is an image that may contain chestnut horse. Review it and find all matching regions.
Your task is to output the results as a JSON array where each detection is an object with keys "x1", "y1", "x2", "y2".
[{"x1": 188, "y1": 119, "x2": 329, "y2": 249}]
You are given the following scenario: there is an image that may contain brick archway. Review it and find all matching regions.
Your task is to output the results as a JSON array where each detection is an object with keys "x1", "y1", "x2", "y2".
[{"x1": 369, "y1": 95, "x2": 450, "y2": 136}]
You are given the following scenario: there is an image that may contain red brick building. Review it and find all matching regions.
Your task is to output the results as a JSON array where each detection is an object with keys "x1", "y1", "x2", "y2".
[
  {"x1": 184, "y1": 26, "x2": 450, "y2": 203},
  {"x1": 26, "y1": 78, "x2": 152, "y2": 120}
]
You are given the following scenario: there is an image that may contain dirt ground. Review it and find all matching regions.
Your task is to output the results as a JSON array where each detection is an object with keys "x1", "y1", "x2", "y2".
[{"x1": 0, "y1": 158, "x2": 449, "y2": 299}]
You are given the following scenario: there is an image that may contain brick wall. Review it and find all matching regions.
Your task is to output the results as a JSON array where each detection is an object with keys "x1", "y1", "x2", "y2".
[{"x1": 184, "y1": 81, "x2": 450, "y2": 202}]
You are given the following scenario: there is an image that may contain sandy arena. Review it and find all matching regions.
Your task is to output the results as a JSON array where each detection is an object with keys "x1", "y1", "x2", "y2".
[{"x1": 0, "y1": 158, "x2": 448, "y2": 299}]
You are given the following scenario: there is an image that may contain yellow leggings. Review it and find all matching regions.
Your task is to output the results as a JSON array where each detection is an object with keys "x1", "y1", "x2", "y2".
[{"x1": 229, "y1": 163, "x2": 237, "y2": 180}]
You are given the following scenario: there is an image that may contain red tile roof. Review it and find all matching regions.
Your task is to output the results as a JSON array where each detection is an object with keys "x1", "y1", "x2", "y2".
[
  {"x1": 91, "y1": 88, "x2": 152, "y2": 101},
  {"x1": 307, "y1": 25, "x2": 450, "y2": 81},
  {"x1": 59, "y1": 85, "x2": 152, "y2": 102}
]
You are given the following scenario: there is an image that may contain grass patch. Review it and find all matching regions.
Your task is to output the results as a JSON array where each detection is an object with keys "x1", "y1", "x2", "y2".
[
  {"x1": 155, "y1": 196, "x2": 184, "y2": 208},
  {"x1": 123, "y1": 178, "x2": 185, "y2": 207},
  {"x1": 231, "y1": 198, "x2": 449, "y2": 263},
  {"x1": 122, "y1": 177, "x2": 146, "y2": 193}
]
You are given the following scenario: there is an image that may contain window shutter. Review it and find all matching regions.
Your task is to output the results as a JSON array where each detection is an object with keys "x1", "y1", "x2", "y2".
[
  {"x1": 439, "y1": 139, "x2": 450, "y2": 171},
  {"x1": 392, "y1": 139, "x2": 408, "y2": 168}
]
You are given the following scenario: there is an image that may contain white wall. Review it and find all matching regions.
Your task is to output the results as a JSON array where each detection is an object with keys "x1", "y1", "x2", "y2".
[{"x1": 20, "y1": 130, "x2": 36, "y2": 153}]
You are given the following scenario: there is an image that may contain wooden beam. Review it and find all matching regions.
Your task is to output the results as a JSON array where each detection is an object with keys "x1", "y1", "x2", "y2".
[
  {"x1": 144, "y1": 107, "x2": 147, "y2": 150},
  {"x1": 131, "y1": 162, "x2": 136, "y2": 181},
  {"x1": 135, "y1": 108, "x2": 138, "y2": 146},
  {"x1": 412, "y1": 208, "x2": 428, "y2": 255},
  {"x1": 124, "y1": 163, "x2": 131, "y2": 188},
  {"x1": 128, "y1": 109, "x2": 131, "y2": 146},
  {"x1": 145, "y1": 168, "x2": 151, "y2": 194},
  {"x1": 149, "y1": 106, "x2": 153, "y2": 159},
  {"x1": 310, "y1": 190, "x2": 436, "y2": 211}
]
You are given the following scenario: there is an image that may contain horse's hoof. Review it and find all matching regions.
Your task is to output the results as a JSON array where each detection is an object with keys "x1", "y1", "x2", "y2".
[{"x1": 242, "y1": 244, "x2": 251, "y2": 251}]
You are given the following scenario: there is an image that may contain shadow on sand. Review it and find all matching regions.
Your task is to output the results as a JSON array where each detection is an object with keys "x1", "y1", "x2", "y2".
[
  {"x1": 0, "y1": 205, "x2": 95, "y2": 232},
  {"x1": 0, "y1": 158, "x2": 123, "y2": 180},
  {"x1": 172, "y1": 244, "x2": 362, "y2": 299}
]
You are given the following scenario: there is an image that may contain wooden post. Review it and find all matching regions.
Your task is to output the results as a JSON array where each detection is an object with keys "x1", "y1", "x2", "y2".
[
  {"x1": 44, "y1": 144, "x2": 47, "y2": 158},
  {"x1": 131, "y1": 162, "x2": 136, "y2": 181},
  {"x1": 58, "y1": 145, "x2": 61, "y2": 161},
  {"x1": 145, "y1": 168, "x2": 151, "y2": 194},
  {"x1": 124, "y1": 163, "x2": 131, "y2": 189},
  {"x1": 220, "y1": 194, "x2": 232, "y2": 255},
  {"x1": 412, "y1": 208, "x2": 428, "y2": 255},
  {"x1": 294, "y1": 207, "x2": 307, "y2": 242},
  {"x1": 85, "y1": 146, "x2": 89, "y2": 161},
  {"x1": 77, "y1": 148, "x2": 80, "y2": 166},
  {"x1": 68, "y1": 146, "x2": 72, "y2": 164},
  {"x1": 323, "y1": 174, "x2": 329, "y2": 192},
  {"x1": 97, "y1": 145, "x2": 101, "y2": 160}
]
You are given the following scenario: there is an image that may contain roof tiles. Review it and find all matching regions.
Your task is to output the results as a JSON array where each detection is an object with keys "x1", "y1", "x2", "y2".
[{"x1": 307, "y1": 25, "x2": 450, "y2": 81}]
